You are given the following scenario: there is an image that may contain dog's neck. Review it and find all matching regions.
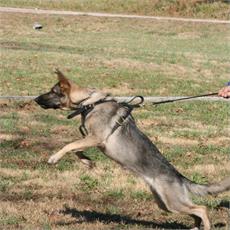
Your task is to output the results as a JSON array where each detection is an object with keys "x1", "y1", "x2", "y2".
[
  {"x1": 70, "y1": 87, "x2": 110, "y2": 107},
  {"x1": 70, "y1": 96, "x2": 115, "y2": 137},
  {"x1": 67, "y1": 89, "x2": 114, "y2": 119}
]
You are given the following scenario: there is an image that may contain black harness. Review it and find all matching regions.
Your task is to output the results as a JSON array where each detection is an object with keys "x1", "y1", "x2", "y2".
[{"x1": 67, "y1": 96, "x2": 144, "y2": 138}]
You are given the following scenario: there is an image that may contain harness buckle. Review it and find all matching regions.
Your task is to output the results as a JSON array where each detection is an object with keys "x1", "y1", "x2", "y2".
[{"x1": 116, "y1": 116, "x2": 125, "y2": 126}]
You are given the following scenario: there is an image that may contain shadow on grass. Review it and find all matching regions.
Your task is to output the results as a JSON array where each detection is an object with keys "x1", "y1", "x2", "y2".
[{"x1": 60, "y1": 207, "x2": 189, "y2": 229}]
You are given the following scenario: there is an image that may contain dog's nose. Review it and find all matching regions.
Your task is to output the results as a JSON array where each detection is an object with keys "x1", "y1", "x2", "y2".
[
  {"x1": 34, "y1": 96, "x2": 40, "y2": 104},
  {"x1": 34, "y1": 96, "x2": 44, "y2": 106}
]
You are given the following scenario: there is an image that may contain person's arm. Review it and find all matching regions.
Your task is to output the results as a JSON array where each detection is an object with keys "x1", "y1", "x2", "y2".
[{"x1": 218, "y1": 82, "x2": 230, "y2": 98}]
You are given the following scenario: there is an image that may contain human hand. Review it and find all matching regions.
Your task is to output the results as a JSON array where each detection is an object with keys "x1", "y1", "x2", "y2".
[{"x1": 218, "y1": 85, "x2": 230, "y2": 98}]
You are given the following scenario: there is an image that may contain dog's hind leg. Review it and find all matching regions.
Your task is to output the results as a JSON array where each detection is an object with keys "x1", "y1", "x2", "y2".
[
  {"x1": 75, "y1": 151, "x2": 95, "y2": 168},
  {"x1": 164, "y1": 188, "x2": 210, "y2": 230},
  {"x1": 180, "y1": 205, "x2": 210, "y2": 230},
  {"x1": 48, "y1": 136, "x2": 100, "y2": 164},
  {"x1": 165, "y1": 194, "x2": 210, "y2": 230},
  {"x1": 190, "y1": 214, "x2": 202, "y2": 230},
  {"x1": 147, "y1": 178, "x2": 210, "y2": 230},
  {"x1": 164, "y1": 195, "x2": 210, "y2": 229},
  {"x1": 155, "y1": 193, "x2": 210, "y2": 230}
]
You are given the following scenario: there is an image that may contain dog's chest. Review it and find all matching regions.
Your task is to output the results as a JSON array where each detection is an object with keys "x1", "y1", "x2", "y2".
[{"x1": 102, "y1": 132, "x2": 140, "y2": 167}]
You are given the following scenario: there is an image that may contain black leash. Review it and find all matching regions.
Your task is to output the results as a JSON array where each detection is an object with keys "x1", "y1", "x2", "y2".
[
  {"x1": 152, "y1": 92, "x2": 218, "y2": 105},
  {"x1": 66, "y1": 92, "x2": 218, "y2": 138}
]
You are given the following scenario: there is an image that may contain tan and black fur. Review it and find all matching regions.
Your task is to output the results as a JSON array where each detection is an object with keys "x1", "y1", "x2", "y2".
[{"x1": 35, "y1": 69, "x2": 230, "y2": 230}]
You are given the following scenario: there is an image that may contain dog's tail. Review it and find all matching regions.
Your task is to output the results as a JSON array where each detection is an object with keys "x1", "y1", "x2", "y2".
[{"x1": 183, "y1": 176, "x2": 230, "y2": 196}]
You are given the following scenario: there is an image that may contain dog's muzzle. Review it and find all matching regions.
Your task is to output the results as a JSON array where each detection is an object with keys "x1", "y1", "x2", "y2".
[{"x1": 34, "y1": 93, "x2": 61, "y2": 109}]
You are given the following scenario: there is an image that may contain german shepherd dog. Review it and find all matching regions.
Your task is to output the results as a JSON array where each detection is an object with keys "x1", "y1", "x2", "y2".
[{"x1": 35, "y1": 69, "x2": 230, "y2": 230}]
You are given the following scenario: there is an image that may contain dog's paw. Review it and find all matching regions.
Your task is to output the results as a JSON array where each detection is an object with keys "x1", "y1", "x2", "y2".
[
  {"x1": 48, "y1": 155, "x2": 60, "y2": 164},
  {"x1": 81, "y1": 159, "x2": 95, "y2": 169}
]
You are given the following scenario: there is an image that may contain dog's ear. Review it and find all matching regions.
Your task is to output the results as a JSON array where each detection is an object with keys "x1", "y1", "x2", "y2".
[{"x1": 54, "y1": 68, "x2": 71, "y2": 92}]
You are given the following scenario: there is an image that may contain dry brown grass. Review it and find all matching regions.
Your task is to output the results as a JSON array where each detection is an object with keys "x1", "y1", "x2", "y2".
[
  {"x1": 0, "y1": 0, "x2": 229, "y2": 19},
  {"x1": 0, "y1": 8, "x2": 230, "y2": 229},
  {"x1": 1, "y1": 101, "x2": 230, "y2": 229}
]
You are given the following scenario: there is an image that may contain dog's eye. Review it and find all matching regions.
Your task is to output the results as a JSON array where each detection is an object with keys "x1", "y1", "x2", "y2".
[
  {"x1": 52, "y1": 88, "x2": 62, "y2": 96},
  {"x1": 51, "y1": 88, "x2": 57, "y2": 93},
  {"x1": 51, "y1": 86, "x2": 66, "y2": 97},
  {"x1": 56, "y1": 90, "x2": 65, "y2": 97}
]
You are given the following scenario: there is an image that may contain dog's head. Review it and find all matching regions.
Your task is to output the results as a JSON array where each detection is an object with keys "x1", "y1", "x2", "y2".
[{"x1": 35, "y1": 69, "x2": 108, "y2": 110}]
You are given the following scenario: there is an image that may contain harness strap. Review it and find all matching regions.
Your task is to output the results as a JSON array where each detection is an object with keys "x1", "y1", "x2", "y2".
[
  {"x1": 106, "y1": 96, "x2": 144, "y2": 138},
  {"x1": 79, "y1": 124, "x2": 88, "y2": 137},
  {"x1": 109, "y1": 106, "x2": 133, "y2": 137},
  {"x1": 67, "y1": 99, "x2": 116, "y2": 120},
  {"x1": 67, "y1": 105, "x2": 93, "y2": 119},
  {"x1": 67, "y1": 96, "x2": 144, "y2": 138}
]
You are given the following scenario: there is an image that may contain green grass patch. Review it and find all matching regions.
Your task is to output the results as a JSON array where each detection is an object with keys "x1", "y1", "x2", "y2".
[
  {"x1": 1, "y1": 14, "x2": 229, "y2": 96},
  {"x1": 106, "y1": 189, "x2": 125, "y2": 199},
  {"x1": 190, "y1": 172, "x2": 208, "y2": 184},
  {"x1": 0, "y1": 179, "x2": 11, "y2": 192},
  {"x1": 84, "y1": 147, "x2": 108, "y2": 162},
  {"x1": 80, "y1": 174, "x2": 99, "y2": 191},
  {"x1": 0, "y1": 214, "x2": 25, "y2": 226},
  {"x1": 130, "y1": 191, "x2": 152, "y2": 201},
  {"x1": 55, "y1": 158, "x2": 76, "y2": 171},
  {"x1": 192, "y1": 196, "x2": 230, "y2": 208}
]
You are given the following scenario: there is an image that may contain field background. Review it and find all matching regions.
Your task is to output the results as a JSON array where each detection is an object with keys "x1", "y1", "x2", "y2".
[
  {"x1": 0, "y1": 1, "x2": 230, "y2": 229},
  {"x1": 0, "y1": 0, "x2": 230, "y2": 19}
]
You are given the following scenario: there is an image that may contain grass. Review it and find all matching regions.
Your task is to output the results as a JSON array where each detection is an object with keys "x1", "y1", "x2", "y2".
[
  {"x1": 0, "y1": 10, "x2": 230, "y2": 230},
  {"x1": 80, "y1": 174, "x2": 99, "y2": 191},
  {"x1": 0, "y1": 100, "x2": 229, "y2": 229},
  {"x1": 0, "y1": 214, "x2": 25, "y2": 226},
  {"x1": 1, "y1": 13, "x2": 229, "y2": 97},
  {"x1": 0, "y1": 0, "x2": 230, "y2": 19}
]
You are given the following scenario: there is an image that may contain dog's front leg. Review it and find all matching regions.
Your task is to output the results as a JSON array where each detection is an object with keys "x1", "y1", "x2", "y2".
[{"x1": 48, "y1": 136, "x2": 100, "y2": 164}]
